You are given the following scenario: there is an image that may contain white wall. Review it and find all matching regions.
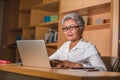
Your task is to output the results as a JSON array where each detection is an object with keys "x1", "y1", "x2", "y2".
[{"x1": 0, "y1": 0, "x2": 4, "y2": 48}]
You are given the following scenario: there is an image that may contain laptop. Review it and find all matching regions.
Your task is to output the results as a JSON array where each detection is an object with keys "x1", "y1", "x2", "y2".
[
  {"x1": 16, "y1": 40, "x2": 51, "y2": 68},
  {"x1": 16, "y1": 40, "x2": 97, "y2": 70}
]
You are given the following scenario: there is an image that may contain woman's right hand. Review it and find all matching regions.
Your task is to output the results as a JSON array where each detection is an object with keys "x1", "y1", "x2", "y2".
[
  {"x1": 50, "y1": 59, "x2": 64, "y2": 68},
  {"x1": 50, "y1": 60, "x2": 83, "y2": 69}
]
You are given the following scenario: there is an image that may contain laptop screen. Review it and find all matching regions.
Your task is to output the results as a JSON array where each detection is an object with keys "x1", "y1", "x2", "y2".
[{"x1": 16, "y1": 40, "x2": 51, "y2": 68}]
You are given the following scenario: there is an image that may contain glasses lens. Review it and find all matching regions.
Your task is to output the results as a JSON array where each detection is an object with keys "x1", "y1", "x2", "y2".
[
  {"x1": 62, "y1": 26, "x2": 80, "y2": 31},
  {"x1": 62, "y1": 27, "x2": 66, "y2": 31}
]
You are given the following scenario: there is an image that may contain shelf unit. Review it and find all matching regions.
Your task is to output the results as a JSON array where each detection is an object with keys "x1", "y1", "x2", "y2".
[
  {"x1": 19, "y1": 0, "x2": 59, "y2": 41},
  {"x1": 58, "y1": 0, "x2": 113, "y2": 56},
  {"x1": 14, "y1": 0, "x2": 59, "y2": 62},
  {"x1": 85, "y1": 23, "x2": 110, "y2": 31},
  {"x1": 2, "y1": 0, "x2": 119, "y2": 62}
]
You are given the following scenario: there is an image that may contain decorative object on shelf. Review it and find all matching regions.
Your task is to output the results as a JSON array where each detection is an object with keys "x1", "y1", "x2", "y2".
[
  {"x1": 104, "y1": 19, "x2": 110, "y2": 23},
  {"x1": 82, "y1": 16, "x2": 88, "y2": 26},
  {"x1": 95, "y1": 19, "x2": 104, "y2": 25}
]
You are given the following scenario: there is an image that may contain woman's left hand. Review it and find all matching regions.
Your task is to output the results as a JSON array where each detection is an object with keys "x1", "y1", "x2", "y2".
[{"x1": 63, "y1": 60, "x2": 83, "y2": 69}]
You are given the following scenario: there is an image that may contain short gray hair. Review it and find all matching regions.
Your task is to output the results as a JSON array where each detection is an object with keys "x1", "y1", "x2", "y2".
[{"x1": 62, "y1": 12, "x2": 85, "y2": 28}]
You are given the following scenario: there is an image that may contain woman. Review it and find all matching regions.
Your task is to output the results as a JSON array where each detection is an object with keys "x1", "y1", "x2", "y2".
[{"x1": 49, "y1": 12, "x2": 106, "y2": 71}]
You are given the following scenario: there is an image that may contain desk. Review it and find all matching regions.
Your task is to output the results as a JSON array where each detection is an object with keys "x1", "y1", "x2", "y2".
[{"x1": 0, "y1": 64, "x2": 120, "y2": 80}]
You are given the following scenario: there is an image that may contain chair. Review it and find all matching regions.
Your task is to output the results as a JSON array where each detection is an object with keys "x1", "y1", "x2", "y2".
[{"x1": 101, "y1": 56, "x2": 120, "y2": 72}]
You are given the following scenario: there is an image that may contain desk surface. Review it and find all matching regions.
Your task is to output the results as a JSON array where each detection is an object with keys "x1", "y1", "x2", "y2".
[{"x1": 0, "y1": 64, "x2": 120, "y2": 80}]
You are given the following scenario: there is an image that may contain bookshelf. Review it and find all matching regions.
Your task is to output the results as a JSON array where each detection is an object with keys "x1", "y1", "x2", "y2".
[
  {"x1": 2, "y1": 0, "x2": 119, "y2": 62},
  {"x1": 14, "y1": 0, "x2": 59, "y2": 62},
  {"x1": 19, "y1": 0, "x2": 59, "y2": 41}
]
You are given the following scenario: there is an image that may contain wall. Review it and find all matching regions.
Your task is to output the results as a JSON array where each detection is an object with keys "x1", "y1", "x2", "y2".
[
  {"x1": 0, "y1": 0, "x2": 4, "y2": 58},
  {"x1": 0, "y1": 0, "x2": 19, "y2": 61},
  {"x1": 118, "y1": 1, "x2": 120, "y2": 57}
]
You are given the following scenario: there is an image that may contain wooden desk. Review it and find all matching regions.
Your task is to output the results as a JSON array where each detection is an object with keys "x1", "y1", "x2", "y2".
[{"x1": 0, "y1": 64, "x2": 120, "y2": 80}]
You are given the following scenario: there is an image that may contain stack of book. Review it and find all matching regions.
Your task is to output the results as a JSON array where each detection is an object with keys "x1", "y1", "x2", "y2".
[{"x1": 45, "y1": 29, "x2": 58, "y2": 43}]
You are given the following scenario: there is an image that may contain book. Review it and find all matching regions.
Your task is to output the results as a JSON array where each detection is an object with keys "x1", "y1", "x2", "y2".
[
  {"x1": 45, "y1": 29, "x2": 58, "y2": 43},
  {"x1": 54, "y1": 31, "x2": 58, "y2": 42},
  {"x1": 49, "y1": 31, "x2": 55, "y2": 43},
  {"x1": 45, "y1": 33, "x2": 50, "y2": 43}
]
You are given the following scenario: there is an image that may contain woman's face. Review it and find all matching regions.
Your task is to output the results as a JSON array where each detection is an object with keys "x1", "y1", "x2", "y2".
[{"x1": 63, "y1": 19, "x2": 83, "y2": 42}]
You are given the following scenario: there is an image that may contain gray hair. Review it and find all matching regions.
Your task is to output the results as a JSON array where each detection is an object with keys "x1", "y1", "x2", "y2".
[{"x1": 62, "y1": 12, "x2": 85, "y2": 28}]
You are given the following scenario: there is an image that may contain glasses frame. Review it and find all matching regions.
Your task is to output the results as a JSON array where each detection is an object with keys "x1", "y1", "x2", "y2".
[{"x1": 62, "y1": 25, "x2": 80, "y2": 32}]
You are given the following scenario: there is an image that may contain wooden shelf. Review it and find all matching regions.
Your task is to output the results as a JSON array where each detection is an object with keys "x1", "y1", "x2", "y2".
[
  {"x1": 9, "y1": 28, "x2": 22, "y2": 32},
  {"x1": 23, "y1": 25, "x2": 36, "y2": 29},
  {"x1": 20, "y1": 0, "x2": 59, "y2": 14},
  {"x1": 7, "y1": 43, "x2": 17, "y2": 49},
  {"x1": 33, "y1": 0, "x2": 59, "y2": 12},
  {"x1": 61, "y1": 1, "x2": 111, "y2": 14},
  {"x1": 19, "y1": 9, "x2": 31, "y2": 14},
  {"x1": 21, "y1": 20, "x2": 59, "y2": 28},
  {"x1": 39, "y1": 20, "x2": 59, "y2": 27},
  {"x1": 85, "y1": 23, "x2": 110, "y2": 31},
  {"x1": 46, "y1": 42, "x2": 57, "y2": 47},
  {"x1": 81, "y1": 2, "x2": 111, "y2": 13}
]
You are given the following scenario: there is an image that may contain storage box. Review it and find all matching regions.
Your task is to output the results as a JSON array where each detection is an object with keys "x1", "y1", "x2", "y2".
[
  {"x1": 50, "y1": 15, "x2": 58, "y2": 21},
  {"x1": 44, "y1": 16, "x2": 51, "y2": 22}
]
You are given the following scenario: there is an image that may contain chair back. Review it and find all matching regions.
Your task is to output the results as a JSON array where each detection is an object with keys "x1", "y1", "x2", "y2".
[{"x1": 101, "y1": 56, "x2": 120, "y2": 72}]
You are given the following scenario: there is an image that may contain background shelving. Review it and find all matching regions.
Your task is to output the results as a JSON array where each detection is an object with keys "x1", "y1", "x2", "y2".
[
  {"x1": 1, "y1": 0, "x2": 119, "y2": 62},
  {"x1": 58, "y1": 0, "x2": 112, "y2": 56},
  {"x1": 15, "y1": 0, "x2": 59, "y2": 61}
]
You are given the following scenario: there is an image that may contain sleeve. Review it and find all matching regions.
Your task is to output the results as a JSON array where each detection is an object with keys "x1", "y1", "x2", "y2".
[
  {"x1": 82, "y1": 44, "x2": 107, "y2": 71},
  {"x1": 49, "y1": 41, "x2": 68, "y2": 60},
  {"x1": 49, "y1": 49, "x2": 60, "y2": 60}
]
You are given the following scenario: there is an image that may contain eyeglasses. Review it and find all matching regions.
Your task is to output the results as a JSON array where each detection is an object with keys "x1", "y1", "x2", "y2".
[{"x1": 62, "y1": 25, "x2": 80, "y2": 32}]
